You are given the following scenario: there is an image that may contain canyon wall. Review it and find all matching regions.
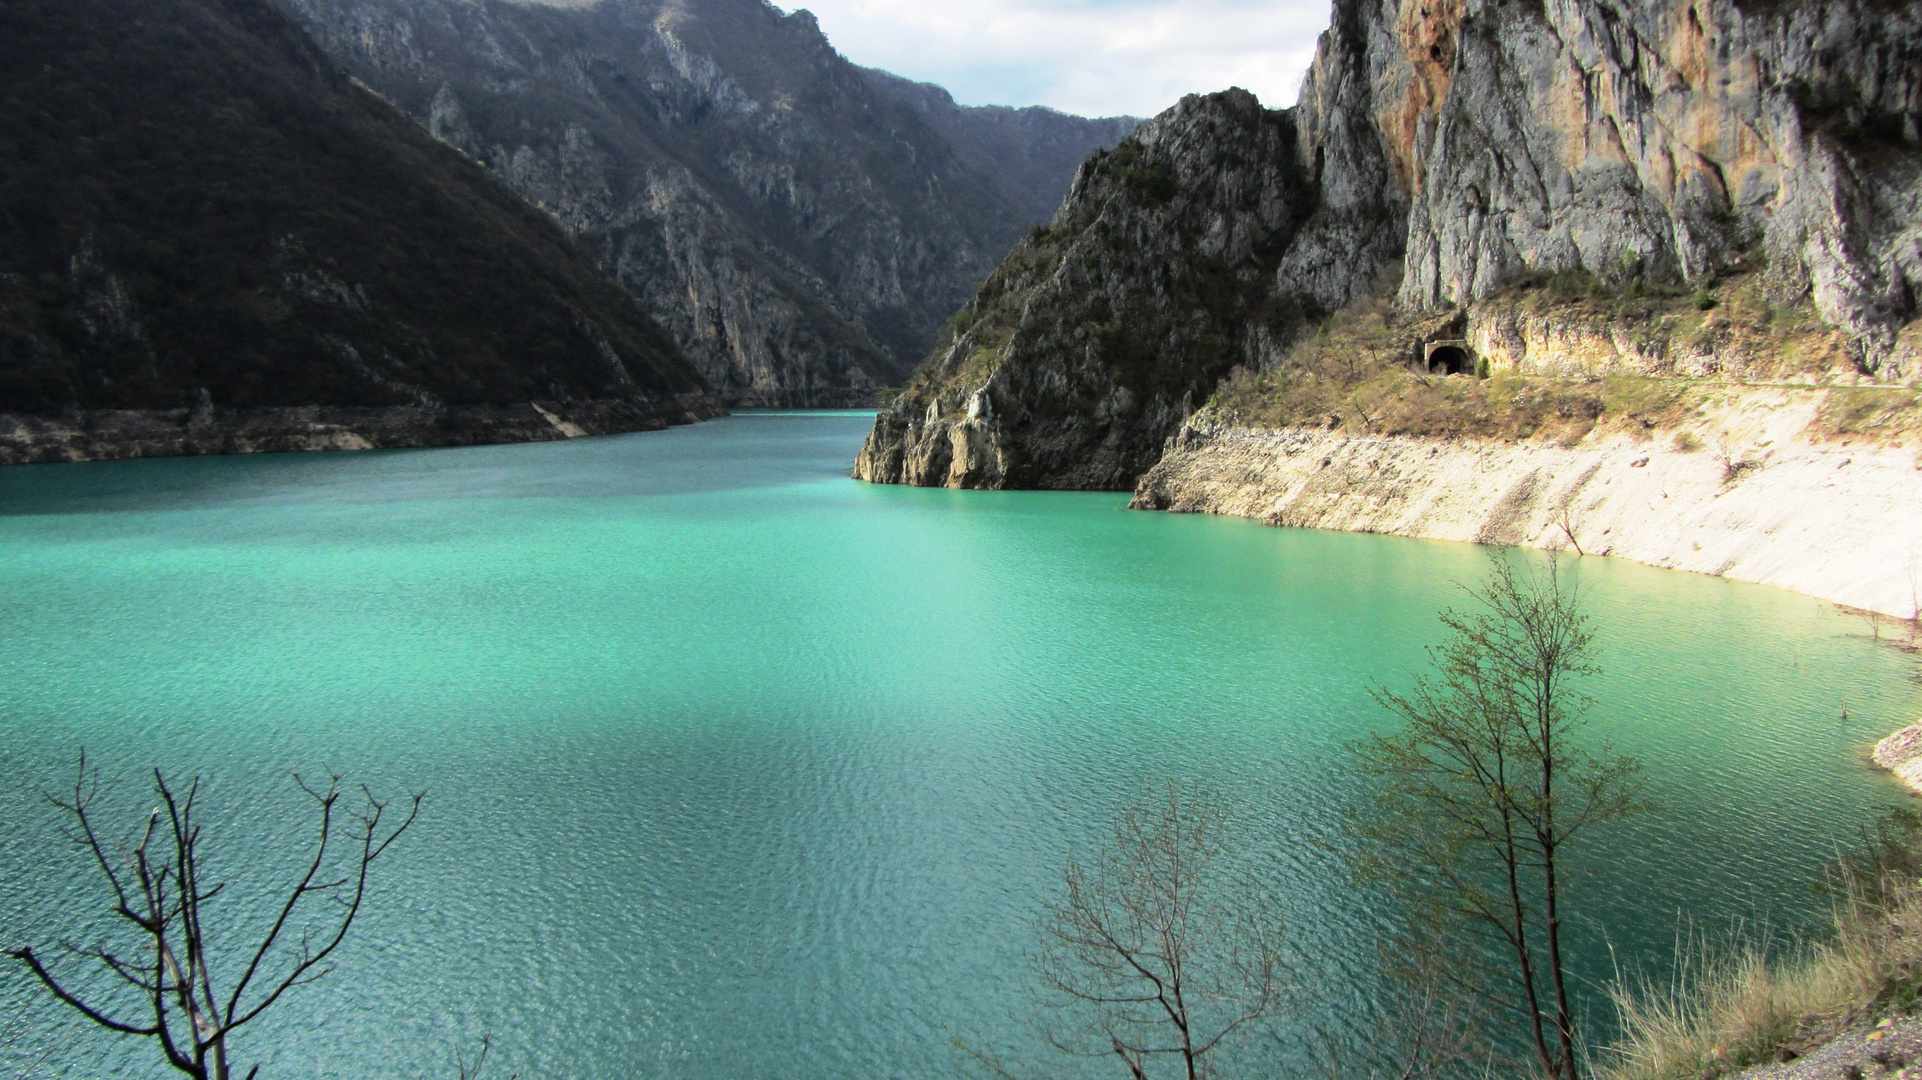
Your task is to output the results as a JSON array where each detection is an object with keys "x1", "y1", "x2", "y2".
[
  {"x1": 0, "y1": 0, "x2": 719, "y2": 464},
  {"x1": 857, "y1": 0, "x2": 1922, "y2": 490},
  {"x1": 280, "y1": 0, "x2": 1136, "y2": 406}
]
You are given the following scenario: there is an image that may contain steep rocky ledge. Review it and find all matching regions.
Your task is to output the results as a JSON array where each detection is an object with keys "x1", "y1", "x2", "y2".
[
  {"x1": 0, "y1": 0, "x2": 719, "y2": 464},
  {"x1": 854, "y1": 89, "x2": 1337, "y2": 490},
  {"x1": 857, "y1": 0, "x2": 1922, "y2": 490}
]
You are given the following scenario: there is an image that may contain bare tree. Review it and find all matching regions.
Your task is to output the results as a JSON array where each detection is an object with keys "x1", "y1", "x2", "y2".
[
  {"x1": 1023, "y1": 784, "x2": 1287, "y2": 1080},
  {"x1": 7, "y1": 753, "x2": 421, "y2": 1080},
  {"x1": 1352, "y1": 557, "x2": 1646, "y2": 1080}
]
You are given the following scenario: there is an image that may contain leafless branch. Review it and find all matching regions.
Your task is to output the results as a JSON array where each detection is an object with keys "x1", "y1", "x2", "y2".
[{"x1": 6, "y1": 754, "x2": 421, "y2": 1080}]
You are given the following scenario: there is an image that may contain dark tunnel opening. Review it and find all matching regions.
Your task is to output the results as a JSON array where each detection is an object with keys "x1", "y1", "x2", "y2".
[{"x1": 1428, "y1": 345, "x2": 1471, "y2": 375}]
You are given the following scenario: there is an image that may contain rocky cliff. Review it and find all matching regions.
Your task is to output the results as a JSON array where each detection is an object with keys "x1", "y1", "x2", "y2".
[
  {"x1": 0, "y1": 0, "x2": 718, "y2": 465},
  {"x1": 856, "y1": 90, "x2": 1326, "y2": 490},
  {"x1": 856, "y1": 0, "x2": 1922, "y2": 489},
  {"x1": 277, "y1": 0, "x2": 1136, "y2": 406}
]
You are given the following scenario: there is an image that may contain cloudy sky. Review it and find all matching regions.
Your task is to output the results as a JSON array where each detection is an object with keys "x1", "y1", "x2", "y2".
[{"x1": 773, "y1": 0, "x2": 1333, "y2": 119}]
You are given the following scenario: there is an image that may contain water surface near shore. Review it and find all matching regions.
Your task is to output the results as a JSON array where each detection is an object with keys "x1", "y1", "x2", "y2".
[{"x1": 1, "y1": 411, "x2": 1915, "y2": 1078}]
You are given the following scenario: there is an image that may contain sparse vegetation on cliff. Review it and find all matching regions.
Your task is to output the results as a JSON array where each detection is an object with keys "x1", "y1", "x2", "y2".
[{"x1": 1201, "y1": 277, "x2": 1919, "y2": 450}]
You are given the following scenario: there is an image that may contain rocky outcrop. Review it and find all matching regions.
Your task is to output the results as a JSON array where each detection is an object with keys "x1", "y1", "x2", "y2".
[
  {"x1": 1397, "y1": 0, "x2": 1922, "y2": 383},
  {"x1": 277, "y1": 0, "x2": 1134, "y2": 407},
  {"x1": 0, "y1": 0, "x2": 717, "y2": 463},
  {"x1": 855, "y1": 90, "x2": 1323, "y2": 490},
  {"x1": 1132, "y1": 386, "x2": 1922, "y2": 617},
  {"x1": 1872, "y1": 722, "x2": 1922, "y2": 795},
  {"x1": 859, "y1": 0, "x2": 1922, "y2": 490}
]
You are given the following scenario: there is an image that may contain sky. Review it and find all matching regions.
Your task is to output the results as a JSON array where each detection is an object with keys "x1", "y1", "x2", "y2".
[{"x1": 772, "y1": 0, "x2": 1334, "y2": 119}]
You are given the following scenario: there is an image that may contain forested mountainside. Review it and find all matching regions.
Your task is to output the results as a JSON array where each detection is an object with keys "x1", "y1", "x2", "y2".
[
  {"x1": 0, "y1": 0, "x2": 717, "y2": 464},
  {"x1": 856, "y1": 0, "x2": 1922, "y2": 490},
  {"x1": 277, "y1": 0, "x2": 1137, "y2": 406}
]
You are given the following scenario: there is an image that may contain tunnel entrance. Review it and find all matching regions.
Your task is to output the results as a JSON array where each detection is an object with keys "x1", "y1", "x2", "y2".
[{"x1": 1423, "y1": 339, "x2": 1475, "y2": 375}]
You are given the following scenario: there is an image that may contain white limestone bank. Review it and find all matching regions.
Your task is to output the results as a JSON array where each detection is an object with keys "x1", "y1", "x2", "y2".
[
  {"x1": 1131, "y1": 393, "x2": 1922, "y2": 620},
  {"x1": 1873, "y1": 722, "x2": 1922, "y2": 796}
]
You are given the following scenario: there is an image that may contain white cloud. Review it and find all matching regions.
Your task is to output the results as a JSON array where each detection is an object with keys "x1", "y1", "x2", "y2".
[{"x1": 775, "y1": 0, "x2": 1333, "y2": 119}]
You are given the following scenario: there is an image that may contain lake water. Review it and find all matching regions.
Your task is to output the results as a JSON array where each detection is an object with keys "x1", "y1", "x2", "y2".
[{"x1": 1, "y1": 411, "x2": 1917, "y2": 1079}]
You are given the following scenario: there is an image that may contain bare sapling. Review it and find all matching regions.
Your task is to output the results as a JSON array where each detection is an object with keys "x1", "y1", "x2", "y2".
[
  {"x1": 1021, "y1": 783, "x2": 1287, "y2": 1080},
  {"x1": 6, "y1": 752, "x2": 421, "y2": 1080},
  {"x1": 1352, "y1": 556, "x2": 1647, "y2": 1080}
]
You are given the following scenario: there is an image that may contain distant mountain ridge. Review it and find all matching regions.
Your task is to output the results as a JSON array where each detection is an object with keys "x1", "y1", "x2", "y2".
[
  {"x1": 276, "y1": 0, "x2": 1138, "y2": 405},
  {"x1": 0, "y1": 0, "x2": 718, "y2": 464},
  {"x1": 858, "y1": 68, "x2": 1140, "y2": 230}
]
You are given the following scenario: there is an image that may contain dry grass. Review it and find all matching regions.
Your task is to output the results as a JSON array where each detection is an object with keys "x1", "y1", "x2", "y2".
[
  {"x1": 1821, "y1": 387, "x2": 1922, "y2": 440},
  {"x1": 1484, "y1": 270, "x2": 1856, "y2": 381},
  {"x1": 1201, "y1": 294, "x2": 1706, "y2": 444},
  {"x1": 1601, "y1": 815, "x2": 1922, "y2": 1080},
  {"x1": 1200, "y1": 274, "x2": 1922, "y2": 450}
]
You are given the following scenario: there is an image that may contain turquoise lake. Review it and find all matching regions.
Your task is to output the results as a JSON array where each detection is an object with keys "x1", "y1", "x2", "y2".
[{"x1": 1, "y1": 411, "x2": 1917, "y2": 1078}]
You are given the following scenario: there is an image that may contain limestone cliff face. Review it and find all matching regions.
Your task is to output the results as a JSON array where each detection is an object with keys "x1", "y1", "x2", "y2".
[
  {"x1": 859, "y1": 0, "x2": 1922, "y2": 489},
  {"x1": 279, "y1": 0, "x2": 1133, "y2": 406},
  {"x1": 858, "y1": 69, "x2": 1141, "y2": 229},
  {"x1": 1395, "y1": 0, "x2": 1922, "y2": 379}
]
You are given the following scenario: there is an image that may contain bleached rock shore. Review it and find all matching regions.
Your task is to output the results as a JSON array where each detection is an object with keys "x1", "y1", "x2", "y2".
[
  {"x1": 1131, "y1": 390, "x2": 1922, "y2": 620},
  {"x1": 1873, "y1": 723, "x2": 1922, "y2": 796}
]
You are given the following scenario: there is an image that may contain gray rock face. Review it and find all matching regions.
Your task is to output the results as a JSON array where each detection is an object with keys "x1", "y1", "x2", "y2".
[
  {"x1": 278, "y1": 0, "x2": 1135, "y2": 406},
  {"x1": 1397, "y1": 0, "x2": 1922, "y2": 379},
  {"x1": 856, "y1": 90, "x2": 1318, "y2": 490},
  {"x1": 859, "y1": 0, "x2": 1922, "y2": 489}
]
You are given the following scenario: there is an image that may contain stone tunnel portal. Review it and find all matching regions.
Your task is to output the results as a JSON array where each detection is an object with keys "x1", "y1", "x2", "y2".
[{"x1": 1425, "y1": 341, "x2": 1473, "y2": 375}]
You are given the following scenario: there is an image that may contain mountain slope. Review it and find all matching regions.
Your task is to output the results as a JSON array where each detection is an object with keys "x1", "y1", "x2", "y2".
[
  {"x1": 858, "y1": 68, "x2": 1139, "y2": 229},
  {"x1": 0, "y1": 0, "x2": 719, "y2": 463},
  {"x1": 276, "y1": 0, "x2": 1136, "y2": 406},
  {"x1": 857, "y1": 91, "x2": 1318, "y2": 490},
  {"x1": 856, "y1": 0, "x2": 1922, "y2": 490}
]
